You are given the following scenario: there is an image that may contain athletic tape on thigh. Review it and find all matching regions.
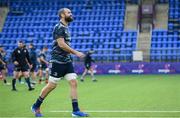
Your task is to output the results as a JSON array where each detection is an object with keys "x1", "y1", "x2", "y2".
[
  {"x1": 64, "y1": 73, "x2": 77, "y2": 81},
  {"x1": 49, "y1": 76, "x2": 61, "y2": 83}
]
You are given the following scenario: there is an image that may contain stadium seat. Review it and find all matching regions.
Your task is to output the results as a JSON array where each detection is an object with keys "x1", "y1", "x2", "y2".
[{"x1": 0, "y1": 0, "x2": 138, "y2": 62}]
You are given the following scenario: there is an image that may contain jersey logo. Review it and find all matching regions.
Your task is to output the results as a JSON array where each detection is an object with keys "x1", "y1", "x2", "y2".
[{"x1": 18, "y1": 50, "x2": 20, "y2": 53}]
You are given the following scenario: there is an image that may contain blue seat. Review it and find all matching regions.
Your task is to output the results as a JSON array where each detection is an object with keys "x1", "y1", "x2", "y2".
[{"x1": 0, "y1": 0, "x2": 138, "y2": 62}]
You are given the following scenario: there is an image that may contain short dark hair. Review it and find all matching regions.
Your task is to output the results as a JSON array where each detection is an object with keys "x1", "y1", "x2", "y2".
[
  {"x1": 58, "y1": 8, "x2": 66, "y2": 18},
  {"x1": 44, "y1": 46, "x2": 48, "y2": 49},
  {"x1": 29, "y1": 43, "x2": 34, "y2": 47},
  {"x1": 18, "y1": 40, "x2": 24, "y2": 43},
  {"x1": 41, "y1": 46, "x2": 48, "y2": 50}
]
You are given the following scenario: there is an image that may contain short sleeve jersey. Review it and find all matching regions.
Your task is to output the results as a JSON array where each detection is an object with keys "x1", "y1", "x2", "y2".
[
  {"x1": 51, "y1": 21, "x2": 72, "y2": 63},
  {"x1": 38, "y1": 52, "x2": 46, "y2": 64}
]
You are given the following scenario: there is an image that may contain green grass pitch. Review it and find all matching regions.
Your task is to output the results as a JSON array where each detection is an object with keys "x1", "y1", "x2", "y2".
[{"x1": 0, "y1": 75, "x2": 180, "y2": 118}]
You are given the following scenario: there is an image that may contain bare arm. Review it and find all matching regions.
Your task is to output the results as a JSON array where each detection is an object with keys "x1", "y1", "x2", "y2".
[
  {"x1": 25, "y1": 58, "x2": 32, "y2": 68},
  {"x1": 40, "y1": 57, "x2": 49, "y2": 65},
  {"x1": 12, "y1": 50, "x2": 19, "y2": 65},
  {"x1": 57, "y1": 38, "x2": 85, "y2": 58},
  {"x1": 25, "y1": 49, "x2": 32, "y2": 65}
]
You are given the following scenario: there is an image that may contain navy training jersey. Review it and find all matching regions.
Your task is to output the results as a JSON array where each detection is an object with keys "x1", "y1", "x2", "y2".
[
  {"x1": 38, "y1": 52, "x2": 46, "y2": 64},
  {"x1": 29, "y1": 48, "x2": 37, "y2": 64},
  {"x1": 85, "y1": 53, "x2": 94, "y2": 65},
  {"x1": 51, "y1": 21, "x2": 72, "y2": 63},
  {"x1": 12, "y1": 47, "x2": 32, "y2": 66}
]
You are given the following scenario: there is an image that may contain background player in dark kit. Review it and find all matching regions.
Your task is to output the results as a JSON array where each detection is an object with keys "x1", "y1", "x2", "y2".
[
  {"x1": 80, "y1": 49, "x2": 97, "y2": 82},
  {"x1": 11, "y1": 40, "x2": 34, "y2": 91}
]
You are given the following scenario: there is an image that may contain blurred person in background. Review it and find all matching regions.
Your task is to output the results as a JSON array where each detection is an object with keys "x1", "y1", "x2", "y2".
[
  {"x1": 11, "y1": 40, "x2": 34, "y2": 91},
  {"x1": 0, "y1": 45, "x2": 10, "y2": 85},
  {"x1": 37, "y1": 46, "x2": 49, "y2": 84},
  {"x1": 80, "y1": 49, "x2": 97, "y2": 82},
  {"x1": 28, "y1": 43, "x2": 37, "y2": 84}
]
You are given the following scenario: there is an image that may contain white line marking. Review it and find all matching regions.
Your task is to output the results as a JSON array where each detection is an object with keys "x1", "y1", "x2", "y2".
[{"x1": 50, "y1": 110, "x2": 180, "y2": 113}]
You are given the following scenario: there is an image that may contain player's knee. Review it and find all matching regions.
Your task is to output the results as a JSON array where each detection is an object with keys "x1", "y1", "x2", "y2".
[
  {"x1": 14, "y1": 75, "x2": 18, "y2": 79},
  {"x1": 23, "y1": 73, "x2": 29, "y2": 78},
  {"x1": 13, "y1": 73, "x2": 19, "y2": 79},
  {"x1": 39, "y1": 73, "x2": 43, "y2": 77},
  {"x1": 70, "y1": 80, "x2": 77, "y2": 88},
  {"x1": 47, "y1": 82, "x2": 57, "y2": 90},
  {"x1": 24, "y1": 74, "x2": 29, "y2": 78},
  {"x1": 49, "y1": 84, "x2": 56, "y2": 90}
]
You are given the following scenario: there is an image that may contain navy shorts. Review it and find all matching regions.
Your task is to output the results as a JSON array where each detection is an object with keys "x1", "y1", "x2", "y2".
[
  {"x1": 14, "y1": 65, "x2": 29, "y2": 72},
  {"x1": 30, "y1": 63, "x2": 36, "y2": 72},
  {"x1": 38, "y1": 64, "x2": 47, "y2": 70},
  {"x1": 50, "y1": 62, "x2": 75, "y2": 78},
  {"x1": 85, "y1": 63, "x2": 91, "y2": 70}
]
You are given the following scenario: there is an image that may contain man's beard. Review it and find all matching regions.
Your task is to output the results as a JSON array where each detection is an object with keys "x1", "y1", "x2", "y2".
[{"x1": 65, "y1": 16, "x2": 73, "y2": 22}]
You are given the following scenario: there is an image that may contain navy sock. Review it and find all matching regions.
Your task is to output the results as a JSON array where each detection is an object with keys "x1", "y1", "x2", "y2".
[
  {"x1": 3, "y1": 79, "x2": 7, "y2": 84},
  {"x1": 72, "y1": 99, "x2": 80, "y2": 112},
  {"x1": 18, "y1": 77, "x2": 21, "y2": 82},
  {"x1": 12, "y1": 78, "x2": 16, "y2": 90},
  {"x1": 25, "y1": 77, "x2": 32, "y2": 89},
  {"x1": 34, "y1": 96, "x2": 44, "y2": 108}
]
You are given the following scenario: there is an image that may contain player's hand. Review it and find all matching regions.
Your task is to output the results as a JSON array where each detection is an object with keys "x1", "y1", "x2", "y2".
[
  {"x1": 14, "y1": 61, "x2": 19, "y2": 65},
  {"x1": 75, "y1": 51, "x2": 85, "y2": 58}
]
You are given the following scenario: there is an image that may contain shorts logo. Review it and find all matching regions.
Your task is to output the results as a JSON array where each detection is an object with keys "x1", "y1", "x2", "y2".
[{"x1": 53, "y1": 72, "x2": 58, "y2": 77}]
